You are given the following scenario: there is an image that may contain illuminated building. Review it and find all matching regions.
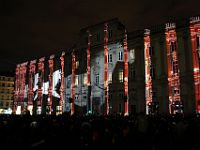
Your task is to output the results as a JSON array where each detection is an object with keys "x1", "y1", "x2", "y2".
[
  {"x1": 0, "y1": 75, "x2": 14, "y2": 114},
  {"x1": 13, "y1": 17, "x2": 200, "y2": 115}
]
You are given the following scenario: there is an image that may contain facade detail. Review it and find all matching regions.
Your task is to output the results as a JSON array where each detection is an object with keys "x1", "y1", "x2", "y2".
[{"x1": 13, "y1": 17, "x2": 200, "y2": 115}]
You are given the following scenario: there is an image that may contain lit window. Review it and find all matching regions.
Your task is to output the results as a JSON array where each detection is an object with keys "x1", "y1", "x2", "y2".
[
  {"x1": 108, "y1": 73, "x2": 112, "y2": 84},
  {"x1": 130, "y1": 49, "x2": 135, "y2": 62},
  {"x1": 172, "y1": 60, "x2": 178, "y2": 74},
  {"x1": 76, "y1": 61, "x2": 79, "y2": 69},
  {"x1": 83, "y1": 73, "x2": 87, "y2": 86},
  {"x1": 75, "y1": 75, "x2": 79, "y2": 87},
  {"x1": 118, "y1": 70, "x2": 123, "y2": 83},
  {"x1": 170, "y1": 41, "x2": 176, "y2": 52},
  {"x1": 95, "y1": 74, "x2": 99, "y2": 85},
  {"x1": 119, "y1": 51, "x2": 123, "y2": 61},
  {"x1": 108, "y1": 54, "x2": 112, "y2": 63}
]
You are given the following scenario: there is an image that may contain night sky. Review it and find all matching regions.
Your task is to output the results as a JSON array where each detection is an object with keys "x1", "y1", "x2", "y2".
[{"x1": 0, "y1": 0, "x2": 200, "y2": 74}]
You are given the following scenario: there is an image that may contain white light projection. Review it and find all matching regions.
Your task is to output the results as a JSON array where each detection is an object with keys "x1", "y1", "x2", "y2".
[
  {"x1": 33, "y1": 70, "x2": 61, "y2": 101},
  {"x1": 33, "y1": 73, "x2": 39, "y2": 101},
  {"x1": 52, "y1": 69, "x2": 61, "y2": 98}
]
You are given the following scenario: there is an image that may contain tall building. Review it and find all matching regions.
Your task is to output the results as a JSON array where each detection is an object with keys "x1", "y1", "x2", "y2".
[
  {"x1": 13, "y1": 16, "x2": 200, "y2": 115},
  {"x1": 0, "y1": 75, "x2": 14, "y2": 114}
]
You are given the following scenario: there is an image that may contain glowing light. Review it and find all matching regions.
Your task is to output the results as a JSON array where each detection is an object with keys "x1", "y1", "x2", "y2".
[
  {"x1": 144, "y1": 29, "x2": 152, "y2": 114},
  {"x1": 48, "y1": 57, "x2": 54, "y2": 114},
  {"x1": 60, "y1": 53, "x2": 65, "y2": 113},
  {"x1": 104, "y1": 23, "x2": 109, "y2": 115},
  {"x1": 28, "y1": 60, "x2": 36, "y2": 109},
  {"x1": 124, "y1": 30, "x2": 129, "y2": 116},
  {"x1": 165, "y1": 23, "x2": 181, "y2": 114},
  {"x1": 87, "y1": 31, "x2": 92, "y2": 113}
]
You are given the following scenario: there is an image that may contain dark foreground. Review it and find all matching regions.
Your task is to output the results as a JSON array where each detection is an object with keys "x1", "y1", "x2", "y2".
[{"x1": 0, "y1": 113, "x2": 200, "y2": 150}]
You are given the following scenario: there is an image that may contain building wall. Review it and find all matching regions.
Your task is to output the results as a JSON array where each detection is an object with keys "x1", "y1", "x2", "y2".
[
  {"x1": 0, "y1": 76, "x2": 14, "y2": 111},
  {"x1": 151, "y1": 30, "x2": 169, "y2": 114},
  {"x1": 176, "y1": 24, "x2": 196, "y2": 114},
  {"x1": 13, "y1": 17, "x2": 200, "y2": 115}
]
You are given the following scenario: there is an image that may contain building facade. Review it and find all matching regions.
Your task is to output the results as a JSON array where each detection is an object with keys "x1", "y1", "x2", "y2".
[
  {"x1": 0, "y1": 75, "x2": 14, "y2": 114},
  {"x1": 13, "y1": 17, "x2": 200, "y2": 115}
]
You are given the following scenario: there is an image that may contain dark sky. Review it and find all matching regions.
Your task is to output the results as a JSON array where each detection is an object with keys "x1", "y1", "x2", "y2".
[{"x1": 0, "y1": 0, "x2": 200, "y2": 74}]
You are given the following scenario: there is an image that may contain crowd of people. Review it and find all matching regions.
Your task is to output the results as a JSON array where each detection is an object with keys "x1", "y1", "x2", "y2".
[{"x1": 0, "y1": 113, "x2": 200, "y2": 149}]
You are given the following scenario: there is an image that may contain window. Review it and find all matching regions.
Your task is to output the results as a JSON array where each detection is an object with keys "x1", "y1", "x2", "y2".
[
  {"x1": 119, "y1": 103, "x2": 122, "y2": 113},
  {"x1": 66, "y1": 77, "x2": 71, "y2": 88},
  {"x1": 76, "y1": 61, "x2": 79, "y2": 69},
  {"x1": 109, "y1": 30, "x2": 113, "y2": 38},
  {"x1": 108, "y1": 54, "x2": 112, "y2": 63},
  {"x1": 6, "y1": 102, "x2": 9, "y2": 107},
  {"x1": 149, "y1": 46, "x2": 154, "y2": 56},
  {"x1": 173, "y1": 87, "x2": 180, "y2": 95},
  {"x1": 170, "y1": 41, "x2": 177, "y2": 52},
  {"x1": 95, "y1": 74, "x2": 99, "y2": 85},
  {"x1": 119, "y1": 93, "x2": 124, "y2": 99},
  {"x1": 152, "y1": 89, "x2": 157, "y2": 101},
  {"x1": 75, "y1": 75, "x2": 79, "y2": 87},
  {"x1": 196, "y1": 36, "x2": 200, "y2": 48},
  {"x1": 130, "y1": 69, "x2": 135, "y2": 79},
  {"x1": 0, "y1": 101, "x2": 3, "y2": 107},
  {"x1": 108, "y1": 73, "x2": 112, "y2": 84},
  {"x1": 83, "y1": 73, "x2": 87, "y2": 86},
  {"x1": 96, "y1": 33, "x2": 100, "y2": 41},
  {"x1": 118, "y1": 51, "x2": 123, "y2": 61},
  {"x1": 119, "y1": 70, "x2": 123, "y2": 83},
  {"x1": 85, "y1": 37, "x2": 88, "y2": 45},
  {"x1": 131, "y1": 105, "x2": 136, "y2": 114},
  {"x1": 130, "y1": 49, "x2": 135, "y2": 62},
  {"x1": 109, "y1": 94, "x2": 112, "y2": 100},
  {"x1": 172, "y1": 60, "x2": 179, "y2": 74}
]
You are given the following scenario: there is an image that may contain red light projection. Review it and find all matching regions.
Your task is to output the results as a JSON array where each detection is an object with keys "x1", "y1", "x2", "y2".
[
  {"x1": 123, "y1": 30, "x2": 129, "y2": 116},
  {"x1": 87, "y1": 30, "x2": 92, "y2": 113},
  {"x1": 190, "y1": 17, "x2": 200, "y2": 113},
  {"x1": 48, "y1": 56, "x2": 54, "y2": 114},
  {"x1": 60, "y1": 52, "x2": 65, "y2": 113},
  {"x1": 104, "y1": 23, "x2": 109, "y2": 115},
  {"x1": 71, "y1": 49, "x2": 76, "y2": 115},
  {"x1": 37, "y1": 58, "x2": 45, "y2": 114},
  {"x1": 144, "y1": 29, "x2": 153, "y2": 114},
  {"x1": 28, "y1": 60, "x2": 36, "y2": 107},
  {"x1": 165, "y1": 23, "x2": 181, "y2": 114}
]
